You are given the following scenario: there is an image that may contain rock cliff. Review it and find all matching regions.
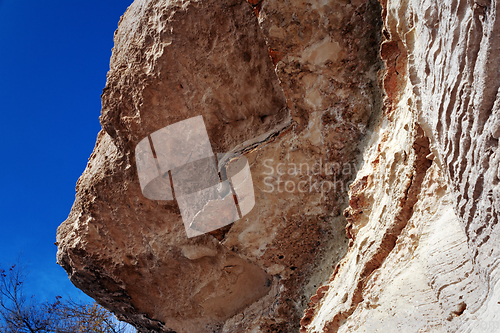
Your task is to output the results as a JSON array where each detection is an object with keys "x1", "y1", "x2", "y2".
[{"x1": 56, "y1": 0, "x2": 500, "y2": 332}]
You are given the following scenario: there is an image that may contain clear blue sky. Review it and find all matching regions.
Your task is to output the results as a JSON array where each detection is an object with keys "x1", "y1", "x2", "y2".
[{"x1": 0, "y1": 0, "x2": 132, "y2": 302}]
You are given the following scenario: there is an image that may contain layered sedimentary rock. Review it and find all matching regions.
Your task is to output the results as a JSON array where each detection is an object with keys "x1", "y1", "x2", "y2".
[
  {"x1": 56, "y1": 0, "x2": 381, "y2": 332},
  {"x1": 301, "y1": 0, "x2": 500, "y2": 332},
  {"x1": 57, "y1": 0, "x2": 500, "y2": 331}
]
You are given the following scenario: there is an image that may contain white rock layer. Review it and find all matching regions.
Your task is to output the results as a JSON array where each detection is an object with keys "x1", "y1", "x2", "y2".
[{"x1": 302, "y1": 0, "x2": 500, "y2": 332}]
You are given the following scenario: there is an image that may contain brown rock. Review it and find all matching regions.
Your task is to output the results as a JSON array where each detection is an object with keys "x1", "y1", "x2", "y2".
[
  {"x1": 59, "y1": 0, "x2": 500, "y2": 330},
  {"x1": 56, "y1": 0, "x2": 385, "y2": 331},
  {"x1": 57, "y1": 0, "x2": 288, "y2": 331}
]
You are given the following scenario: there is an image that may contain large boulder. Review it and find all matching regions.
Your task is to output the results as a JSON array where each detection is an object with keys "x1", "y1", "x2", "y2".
[{"x1": 56, "y1": 0, "x2": 382, "y2": 331}]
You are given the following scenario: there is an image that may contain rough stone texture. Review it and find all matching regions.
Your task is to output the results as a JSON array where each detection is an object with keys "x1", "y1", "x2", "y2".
[
  {"x1": 58, "y1": 0, "x2": 500, "y2": 331},
  {"x1": 301, "y1": 0, "x2": 500, "y2": 332},
  {"x1": 56, "y1": 0, "x2": 382, "y2": 332}
]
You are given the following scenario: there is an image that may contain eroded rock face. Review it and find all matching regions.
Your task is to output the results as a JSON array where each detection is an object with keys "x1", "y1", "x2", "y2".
[
  {"x1": 58, "y1": 0, "x2": 499, "y2": 331},
  {"x1": 57, "y1": 0, "x2": 382, "y2": 332},
  {"x1": 301, "y1": 0, "x2": 500, "y2": 332}
]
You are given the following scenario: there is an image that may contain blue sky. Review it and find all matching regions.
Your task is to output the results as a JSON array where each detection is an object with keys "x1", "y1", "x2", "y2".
[{"x1": 0, "y1": 0, "x2": 132, "y2": 302}]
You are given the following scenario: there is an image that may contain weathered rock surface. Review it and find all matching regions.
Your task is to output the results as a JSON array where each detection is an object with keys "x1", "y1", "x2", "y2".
[
  {"x1": 301, "y1": 0, "x2": 500, "y2": 332},
  {"x1": 56, "y1": 0, "x2": 381, "y2": 332},
  {"x1": 57, "y1": 0, "x2": 500, "y2": 331}
]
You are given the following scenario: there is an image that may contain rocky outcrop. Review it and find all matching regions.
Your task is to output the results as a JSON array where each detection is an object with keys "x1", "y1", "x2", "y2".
[
  {"x1": 301, "y1": 0, "x2": 500, "y2": 332},
  {"x1": 57, "y1": 0, "x2": 500, "y2": 332},
  {"x1": 56, "y1": 0, "x2": 381, "y2": 332}
]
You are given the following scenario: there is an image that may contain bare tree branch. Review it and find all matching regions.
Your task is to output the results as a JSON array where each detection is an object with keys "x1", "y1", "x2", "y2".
[{"x1": 0, "y1": 263, "x2": 135, "y2": 333}]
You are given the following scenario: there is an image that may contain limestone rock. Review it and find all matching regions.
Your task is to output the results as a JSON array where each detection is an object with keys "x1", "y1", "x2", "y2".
[
  {"x1": 301, "y1": 0, "x2": 500, "y2": 332},
  {"x1": 56, "y1": 0, "x2": 381, "y2": 332},
  {"x1": 57, "y1": 0, "x2": 500, "y2": 331}
]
